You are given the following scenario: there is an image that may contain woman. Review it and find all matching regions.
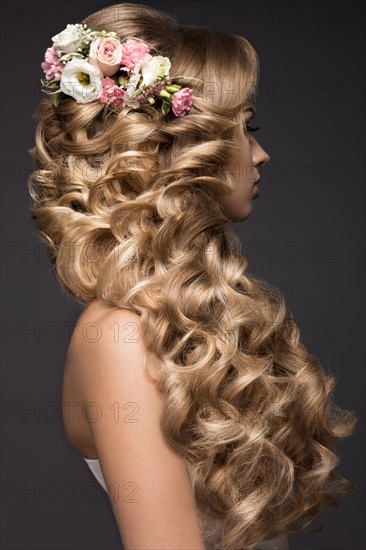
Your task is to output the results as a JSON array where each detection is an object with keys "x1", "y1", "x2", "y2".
[{"x1": 27, "y1": 3, "x2": 356, "y2": 549}]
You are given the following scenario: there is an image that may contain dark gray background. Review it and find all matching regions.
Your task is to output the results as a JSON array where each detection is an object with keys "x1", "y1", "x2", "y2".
[{"x1": 1, "y1": 1, "x2": 364, "y2": 549}]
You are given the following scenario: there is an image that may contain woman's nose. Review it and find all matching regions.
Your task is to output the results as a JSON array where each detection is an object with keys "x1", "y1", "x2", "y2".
[
  {"x1": 260, "y1": 148, "x2": 270, "y2": 166},
  {"x1": 253, "y1": 139, "x2": 270, "y2": 166}
]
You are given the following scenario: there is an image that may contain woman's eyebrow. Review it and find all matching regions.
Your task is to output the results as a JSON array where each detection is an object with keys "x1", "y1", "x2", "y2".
[
  {"x1": 245, "y1": 106, "x2": 256, "y2": 119},
  {"x1": 245, "y1": 106, "x2": 256, "y2": 116}
]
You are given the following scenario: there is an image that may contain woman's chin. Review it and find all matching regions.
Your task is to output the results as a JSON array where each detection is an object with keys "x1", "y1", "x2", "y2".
[
  {"x1": 219, "y1": 195, "x2": 255, "y2": 222},
  {"x1": 231, "y1": 205, "x2": 253, "y2": 223}
]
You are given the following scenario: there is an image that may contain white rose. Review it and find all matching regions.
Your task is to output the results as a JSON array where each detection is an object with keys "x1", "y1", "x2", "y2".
[
  {"x1": 139, "y1": 56, "x2": 171, "y2": 87},
  {"x1": 52, "y1": 24, "x2": 82, "y2": 53},
  {"x1": 60, "y1": 58, "x2": 103, "y2": 104}
]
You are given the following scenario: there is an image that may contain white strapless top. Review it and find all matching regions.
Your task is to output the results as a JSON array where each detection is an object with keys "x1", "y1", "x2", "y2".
[{"x1": 82, "y1": 456, "x2": 289, "y2": 550}]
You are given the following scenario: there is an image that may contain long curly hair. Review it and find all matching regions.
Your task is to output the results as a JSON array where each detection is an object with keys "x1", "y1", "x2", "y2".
[{"x1": 27, "y1": 3, "x2": 357, "y2": 549}]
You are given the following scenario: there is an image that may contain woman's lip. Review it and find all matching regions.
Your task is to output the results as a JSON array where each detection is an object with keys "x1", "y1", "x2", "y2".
[{"x1": 253, "y1": 185, "x2": 260, "y2": 197}]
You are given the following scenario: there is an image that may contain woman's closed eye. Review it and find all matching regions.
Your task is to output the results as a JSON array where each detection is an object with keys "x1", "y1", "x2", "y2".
[{"x1": 246, "y1": 123, "x2": 260, "y2": 133}]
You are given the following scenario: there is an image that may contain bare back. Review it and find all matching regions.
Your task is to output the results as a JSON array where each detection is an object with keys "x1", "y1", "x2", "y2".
[
  {"x1": 62, "y1": 298, "x2": 122, "y2": 458},
  {"x1": 61, "y1": 299, "x2": 206, "y2": 549}
]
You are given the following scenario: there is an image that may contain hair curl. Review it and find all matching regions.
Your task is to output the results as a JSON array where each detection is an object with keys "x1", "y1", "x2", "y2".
[{"x1": 28, "y1": 3, "x2": 357, "y2": 549}]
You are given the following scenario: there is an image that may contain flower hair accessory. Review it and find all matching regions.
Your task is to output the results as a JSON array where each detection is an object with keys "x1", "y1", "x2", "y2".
[{"x1": 40, "y1": 23, "x2": 193, "y2": 117}]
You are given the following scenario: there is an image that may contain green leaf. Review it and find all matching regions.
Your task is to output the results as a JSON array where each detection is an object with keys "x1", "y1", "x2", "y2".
[
  {"x1": 161, "y1": 100, "x2": 171, "y2": 115},
  {"x1": 58, "y1": 52, "x2": 84, "y2": 62},
  {"x1": 42, "y1": 78, "x2": 61, "y2": 88},
  {"x1": 165, "y1": 84, "x2": 181, "y2": 93},
  {"x1": 53, "y1": 91, "x2": 63, "y2": 108}
]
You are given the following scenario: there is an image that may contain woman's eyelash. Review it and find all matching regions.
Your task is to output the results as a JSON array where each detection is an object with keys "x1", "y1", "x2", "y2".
[{"x1": 246, "y1": 124, "x2": 260, "y2": 133}]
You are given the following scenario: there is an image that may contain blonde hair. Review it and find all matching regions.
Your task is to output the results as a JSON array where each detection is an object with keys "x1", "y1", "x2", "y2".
[{"x1": 28, "y1": 3, "x2": 357, "y2": 548}]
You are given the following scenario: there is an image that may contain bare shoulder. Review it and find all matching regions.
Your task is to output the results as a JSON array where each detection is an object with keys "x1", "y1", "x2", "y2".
[
  {"x1": 71, "y1": 298, "x2": 142, "y2": 347},
  {"x1": 65, "y1": 299, "x2": 205, "y2": 549},
  {"x1": 67, "y1": 298, "x2": 151, "y2": 399},
  {"x1": 66, "y1": 298, "x2": 162, "y2": 384}
]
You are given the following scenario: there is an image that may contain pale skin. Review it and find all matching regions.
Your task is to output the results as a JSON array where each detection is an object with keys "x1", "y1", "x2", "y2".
[
  {"x1": 62, "y1": 301, "x2": 206, "y2": 549},
  {"x1": 220, "y1": 107, "x2": 271, "y2": 222},
  {"x1": 61, "y1": 109, "x2": 269, "y2": 549}
]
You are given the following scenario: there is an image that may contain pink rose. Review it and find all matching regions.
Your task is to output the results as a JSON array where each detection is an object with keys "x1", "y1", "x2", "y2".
[
  {"x1": 172, "y1": 87, "x2": 193, "y2": 117},
  {"x1": 41, "y1": 47, "x2": 64, "y2": 80},
  {"x1": 120, "y1": 39, "x2": 152, "y2": 73},
  {"x1": 100, "y1": 77, "x2": 126, "y2": 109},
  {"x1": 89, "y1": 37, "x2": 123, "y2": 77}
]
